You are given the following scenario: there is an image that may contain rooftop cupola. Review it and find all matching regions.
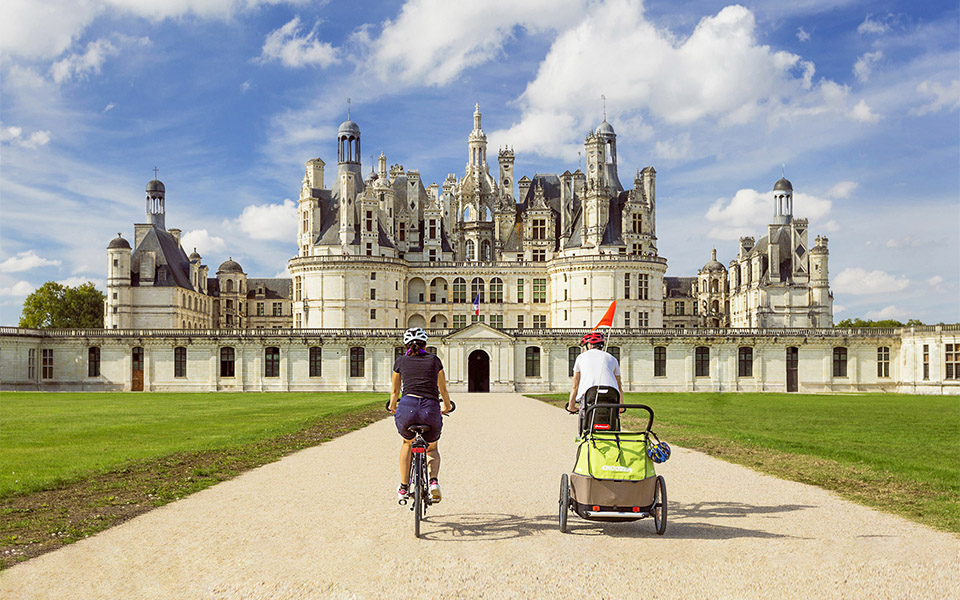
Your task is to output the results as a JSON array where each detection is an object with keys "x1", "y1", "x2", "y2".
[{"x1": 145, "y1": 171, "x2": 165, "y2": 229}]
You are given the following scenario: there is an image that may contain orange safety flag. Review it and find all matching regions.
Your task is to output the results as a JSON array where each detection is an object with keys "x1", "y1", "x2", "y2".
[{"x1": 591, "y1": 301, "x2": 617, "y2": 330}]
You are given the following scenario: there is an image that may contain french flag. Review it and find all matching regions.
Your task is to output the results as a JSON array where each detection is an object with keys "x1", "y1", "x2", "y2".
[{"x1": 472, "y1": 294, "x2": 480, "y2": 316}]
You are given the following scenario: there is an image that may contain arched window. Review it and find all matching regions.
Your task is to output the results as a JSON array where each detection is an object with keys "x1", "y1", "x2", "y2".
[
  {"x1": 463, "y1": 206, "x2": 471, "y2": 221},
  {"x1": 87, "y1": 346, "x2": 101, "y2": 377},
  {"x1": 568, "y1": 346, "x2": 580, "y2": 377},
  {"x1": 738, "y1": 347, "x2": 753, "y2": 377},
  {"x1": 220, "y1": 347, "x2": 235, "y2": 377},
  {"x1": 471, "y1": 277, "x2": 485, "y2": 303},
  {"x1": 264, "y1": 347, "x2": 280, "y2": 378},
  {"x1": 452, "y1": 277, "x2": 467, "y2": 303},
  {"x1": 525, "y1": 346, "x2": 541, "y2": 377},
  {"x1": 225, "y1": 279, "x2": 234, "y2": 293},
  {"x1": 481, "y1": 240, "x2": 491, "y2": 261},
  {"x1": 309, "y1": 347, "x2": 322, "y2": 377},
  {"x1": 489, "y1": 278, "x2": 503, "y2": 303},
  {"x1": 695, "y1": 346, "x2": 710, "y2": 377},
  {"x1": 465, "y1": 240, "x2": 476, "y2": 261},
  {"x1": 350, "y1": 347, "x2": 365, "y2": 378}
]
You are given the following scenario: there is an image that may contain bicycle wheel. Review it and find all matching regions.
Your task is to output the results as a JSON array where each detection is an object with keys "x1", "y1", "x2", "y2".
[
  {"x1": 559, "y1": 474, "x2": 570, "y2": 533},
  {"x1": 653, "y1": 475, "x2": 667, "y2": 535},
  {"x1": 413, "y1": 454, "x2": 422, "y2": 538}
]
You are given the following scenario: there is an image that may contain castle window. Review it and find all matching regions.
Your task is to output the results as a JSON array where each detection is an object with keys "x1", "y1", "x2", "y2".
[
  {"x1": 489, "y1": 278, "x2": 503, "y2": 303},
  {"x1": 654, "y1": 346, "x2": 666, "y2": 377},
  {"x1": 624, "y1": 312, "x2": 630, "y2": 327},
  {"x1": 639, "y1": 274, "x2": 649, "y2": 300},
  {"x1": 517, "y1": 279, "x2": 524, "y2": 303},
  {"x1": 923, "y1": 344, "x2": 929, "y2": 380},
  {"x1": 366, "y1": 243, "x2": 372, "y2": 256},
  {"x1": 365, "y1": 211, "x2": 373, "y2": 232},
  {"x1": 265, "y1": 347, "x2": 280, "y2": 378},
  {"x1": 42, "y1": 349, "x2": 54, "y2": 379},
  {"x1": 28, "y1": 349, "x2": 35, "y2": 380},
  {"x1": 272, "y1": 302, "x2": 282, "y2": 316},
  {"x1": 877, "y1": 347, "x2": 891, "y2": 378},
  {"x1": 302, "y1": 211, "x2": 309, "y2": 233},
  {"x1": 113, "y1": 259, "x2": 118, "y2": 267},
  {"x1": 226, "y1": 280, "x2": 234, "y2": 293},
  {"x1": 675, "y1": 301, "x2": 683, "y2": 316},
  {"x1": 471, "y1": 277, "x2": 485, "y2": 303},
  {"x1": 453, "y1": 278, "x2": 466, "y2": 303},
  {"x1": 633, "y1": 244, "x2": 641, "y2": 254},
  {"x1": 370, "y1": 308, "x2": 376, "y2": 319},
  {"x1": 295, "y1": 277, "x2": 302, "y2": 301},
  {"x1": 632, "y1": 213, "x2": 642, "y2": 234},
  {"x1": 639, "y1": 311, "x2": 649, "y2": 327},
  {"x1": 429, "y1": 249, "x2": 437, "y2": 262},
  {"x1": 466, "y1": 240, "x2": 476, "y2": 261},
  {"x1": 525, "y1": 347, "x2": 541, "y2": 377},
  {"x1": 295, "y1": 313, "x2": 302, "y2": 328},
  {"x1": 533, "y1": 219, "x2": 546, "y2": 240},
  {"x1": 833, "y1": 347, "x2": 848, "y2": 378},
  {"x1": 533, "y1": 314, "x2": 546, "y2": 328},
  {"x1": 371, "y1": 272, "x2": 376, "y2": 280},
  {"x1": 695, "y1": 347, "x2": 710, "y2": 377},
  {"x1": 429, "y1": 220, "x2": 436, "y2": 239},
  {"x1": 624, "y1": 273, "x2": 631, "y2": 299},
  {"x1": 370, "y1": 288, "x2": 376, "y2": 300},
  {"x1": 88, "y1": 347, "x2": 101, "y2": 377},
  {"x1": 532, "y1": 250, "x2": 545, "y2": 262},
  {"x1": 350, "y1": 347, "x2": 365, "y2": 378},
  {"x1": 220, "y1": 347, "x2": 235, "y2": 377},
  {"x1": 256, "y1": 302, "x2": 264, "y2": 316},
  {"x1": 944, "y1": 344, "x2": 957, "y2": 380},
  {"x1": 490, "y1": 315, "x2": 503, "y2": 329},
  {"x1": 517, "y1": 315, "x2": 524, "y2": 328},
  {"x1": 568, "y1": 346, "x2": 580, "y2": 377},
  {"x1": 309, "y1": 347, "x2": 322, "y2": 377},
  {"x1": 453, "y1": 315, "x2": 466, "y2": 329},
  {"x1": 533, "y1": 278, "x2": 546, "y2": 303},
  {"x1": 481, "y1": 240, "x2": 491, "y2": 261},
  {"x1": 174, "y1": 347, "x2": 187, "y2": 378},
  {"x1": 399, "y1": 222, "x2": 406, "y2": 242},
  {"x1": 738, "y1": 347, "x2": 753, "y2": 377}
]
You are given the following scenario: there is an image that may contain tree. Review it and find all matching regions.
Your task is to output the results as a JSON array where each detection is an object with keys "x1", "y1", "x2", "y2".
[
  {"x1": 19, "y1": 281, "x2": 106, "y2": 329},
  {"x1": 835, "y1": 317, "x2": 925, "y2": 328}
]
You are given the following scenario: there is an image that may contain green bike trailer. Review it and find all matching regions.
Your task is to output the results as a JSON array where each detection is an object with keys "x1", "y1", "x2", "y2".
[{"x1": 559, "y1": 403, "x2": 667, "y2": 534}]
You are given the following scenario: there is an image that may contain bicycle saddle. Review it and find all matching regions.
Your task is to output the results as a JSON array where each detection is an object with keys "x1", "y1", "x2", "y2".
[{"x1": 407, "y1": 424, "x2": 432, "y2": 434}]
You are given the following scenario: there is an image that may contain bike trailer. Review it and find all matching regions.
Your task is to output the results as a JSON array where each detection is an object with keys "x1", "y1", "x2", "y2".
[{"x1": 570, "y1": 430, "x2": 657, "y2": 518}]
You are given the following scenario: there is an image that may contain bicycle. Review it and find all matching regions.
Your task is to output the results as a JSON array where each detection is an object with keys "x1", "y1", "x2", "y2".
[{"x1": 386, "y1": 399, "x2": 455, "y2": 538}]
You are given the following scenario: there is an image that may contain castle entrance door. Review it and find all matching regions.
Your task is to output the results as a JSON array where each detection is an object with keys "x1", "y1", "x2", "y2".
[
  {"x1": 132, "y1": 347, "x2": 144, "y2": 391},
  {"x1": 786, "y1": 346, "x2": 799, "y2": 392},
  {"x1": 468, "y1": 350, "x2": 490, "y2": 392}
]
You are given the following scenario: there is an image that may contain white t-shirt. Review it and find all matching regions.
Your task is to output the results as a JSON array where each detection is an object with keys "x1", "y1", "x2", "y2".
[{"x1": 572, "y1": 348, "x2": 621, "y2": 401}]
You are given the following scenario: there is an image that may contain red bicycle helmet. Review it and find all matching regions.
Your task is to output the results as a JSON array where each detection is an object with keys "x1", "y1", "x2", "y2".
[{"x1": 580, "y1": 331, "x2": 605, "y2": 346}]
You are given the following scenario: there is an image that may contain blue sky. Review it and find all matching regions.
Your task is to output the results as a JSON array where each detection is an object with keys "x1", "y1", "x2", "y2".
[{"x1": 1, "y1": 0, "x2": 958, "y2": 325}]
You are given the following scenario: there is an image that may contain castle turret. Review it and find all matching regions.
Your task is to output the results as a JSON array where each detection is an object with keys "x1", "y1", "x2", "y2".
[
  {"x1": 146, "y1": 178, "x2": 165, "y2": 230},
  {"x1": 106, "y1": 233, "x2": 132, "y2": 329}
]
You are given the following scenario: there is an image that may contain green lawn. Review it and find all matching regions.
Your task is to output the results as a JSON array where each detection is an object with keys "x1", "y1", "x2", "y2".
[
  {"x1": 533, "y1": 392, "x2": 960, "y2": 532},
  {"x1": 0, "y1": 392, "x2": 384, "y2": 498}
]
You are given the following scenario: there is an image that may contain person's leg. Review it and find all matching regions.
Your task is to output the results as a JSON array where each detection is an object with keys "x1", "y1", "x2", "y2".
[
  {"x1": 399, "y1": 438, "x2": 413, "y2": 484},
  {"x1": 426, "y1": 441, "x2": 440, "y2": 479}
]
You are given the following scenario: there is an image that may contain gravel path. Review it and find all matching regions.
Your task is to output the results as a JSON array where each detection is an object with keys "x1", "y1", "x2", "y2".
[{"x1": 2, "y1": 393, "x2": 957, "y2": 599}]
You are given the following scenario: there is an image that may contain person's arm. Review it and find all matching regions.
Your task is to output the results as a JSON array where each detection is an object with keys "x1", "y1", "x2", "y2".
[
  {"x1": 567, "y1": 371, "x2": 580, "y2": 412},
  {"x1": 437, "y1": 369, "x2": 453, "y2": 414},
  {"x1": 388, "y1": 371, "x2": 402, "y2": 413}
]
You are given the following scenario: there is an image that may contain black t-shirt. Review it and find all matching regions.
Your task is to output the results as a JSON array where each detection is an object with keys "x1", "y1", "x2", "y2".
[{"x1": 393, "y1": 353, "x2": 443, "y2": 400}]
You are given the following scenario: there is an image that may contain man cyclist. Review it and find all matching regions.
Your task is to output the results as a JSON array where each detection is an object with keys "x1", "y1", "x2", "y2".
[
  {"x1": 567, "y1": 331, "x2": 623, "y2": 433},
  {"x1": 388, "y1": 327, "x2": 453, "y2": 502}
]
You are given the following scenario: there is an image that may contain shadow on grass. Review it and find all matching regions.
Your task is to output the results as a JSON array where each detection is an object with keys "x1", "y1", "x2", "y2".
[{"x1": 420, "y1": 502, "x2": 809, "y2": 541}]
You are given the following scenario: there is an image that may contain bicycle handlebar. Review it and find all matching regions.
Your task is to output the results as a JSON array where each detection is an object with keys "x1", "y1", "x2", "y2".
[{"x1": 385, "y1": 399, "x2": 456, "y2": 414}]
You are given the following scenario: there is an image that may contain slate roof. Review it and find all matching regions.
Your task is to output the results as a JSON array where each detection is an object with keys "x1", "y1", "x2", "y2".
[
  {"x1": 246, "y1": 278, "x2": 292, "y2": 300},
  {"x1": 130, "y1": 225, "x2": 193, "y2": 290},
  {"x1": 664, "y1": 277, "x2": 697, "y2": 298}
]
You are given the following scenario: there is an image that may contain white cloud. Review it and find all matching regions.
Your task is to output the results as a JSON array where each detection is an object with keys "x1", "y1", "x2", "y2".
[
  {"x1": 864, "y1": 305, "x2": 907, "y2": 320},
  {"x1": 50, "y1": 38, "x2": 119, "y2": 83},
  {"x1": 181, "y1": 229, "x2": 226, "y2": 256},
  {"x1": 910, "y1": 80, "x2": 960, "y2": 116},
  {"x1": 365, "y1": 0, "x2": 587, "y2": 87},
  {"x1": 796, "y1": 27, "x2": 810, "y2": 42},
  {"x1": 0, "y1": 123, "x2": 52, "y2": 149},
  {"x1": 103, "y1": 103, "x2": 116, "y2": 112},
  {"x1": 228, "y1": 199, "x2": 297, "y2": 241},
  {"x1": 0, "y1": 281, "x2": 35, "y2": 297},
  {"x1": 857, "y1": 15, "x2": 892, "y2": 35},
  {"x1": 926, "y1": 275, "x2": 943, "y2": 288},
  {"x1": 833, "y1": 304, "x2": 846, "y2": 314},
  {"x1": 849, "y1": 99, "x2": 881, "y2": 123},
  {"x1": 822, "y1": 219, "x2": 841, "y2": 232},
  {"x1": 885, "y1": 236, "x2": 924, "y2": 249},
  {"x1": 0, "y1": 250, "x2": 62, "y2": 272},
  {"x1": 58, "y1": 276, "x2": 104, "y2": 289},
  {"x1": 240, "y1": 81, "x2": 251, "y2": 94},
  {"x1": 853, "y1": 51, "x2": 882, "y2": 83},
  {"x1": 833, "y1": 267, "x2": 909, "y2": 295},
  {"x1": 705, "y1": 188, "x2": 832, "y2": 240},
  {"x1": 654, "y1": 133, "x2": 692, "y2": 160},
  {"x1": 827, "y1": 181, "x2": 858, "y2": 198},
  {"x1": 259, "y1": 17, "x2": 339, "y2": 68}
]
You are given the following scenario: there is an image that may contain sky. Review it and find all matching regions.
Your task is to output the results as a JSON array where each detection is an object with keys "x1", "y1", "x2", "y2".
[{"x1": 1, "y1": 0, "x2": 958, "y2": 325}]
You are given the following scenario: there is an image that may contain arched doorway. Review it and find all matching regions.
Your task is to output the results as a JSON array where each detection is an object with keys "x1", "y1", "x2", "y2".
[{"x1": 468, "y1": 349, "x2": 490, "y2": 392}]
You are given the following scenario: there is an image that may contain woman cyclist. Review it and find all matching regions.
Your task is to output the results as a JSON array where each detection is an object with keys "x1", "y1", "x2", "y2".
[{"x1": 388, "y1": 327, "x2": 453, "y2": 502}]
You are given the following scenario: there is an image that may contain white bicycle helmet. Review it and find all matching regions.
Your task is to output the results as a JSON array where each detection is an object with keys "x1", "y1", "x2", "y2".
[{"x1": 403, "y1": 327, "x2": 428, "y2": 346}]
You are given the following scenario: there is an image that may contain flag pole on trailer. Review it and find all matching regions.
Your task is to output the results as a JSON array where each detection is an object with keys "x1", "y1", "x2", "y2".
[{"x1": 590, "y1": 300, "x2": 617, "y2": 351}]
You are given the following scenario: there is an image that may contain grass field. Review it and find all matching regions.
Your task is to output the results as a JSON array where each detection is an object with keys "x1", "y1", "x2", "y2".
[
  {"x1": 0, "y1": 392, "x2": 384, "y2": 497},
  {"x1": 0, "y1": 392, "x2": 387, "y2": 567},
  {"x1": 533, "y1": 392, "x2": 960, "y2": 533}
]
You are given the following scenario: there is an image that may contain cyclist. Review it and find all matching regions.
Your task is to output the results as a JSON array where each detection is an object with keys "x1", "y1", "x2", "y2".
[
  {"x1": 567, "y1": 331, "x2": 624, "y2": 432},
  {"x1": 388, "y1": 327, "x2": 453, "y2": 503}
]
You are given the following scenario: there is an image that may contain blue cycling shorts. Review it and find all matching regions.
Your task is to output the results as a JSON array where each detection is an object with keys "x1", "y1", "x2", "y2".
[{"x1": 394, "y1": 394, "x2": 443, "y2": 443}]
